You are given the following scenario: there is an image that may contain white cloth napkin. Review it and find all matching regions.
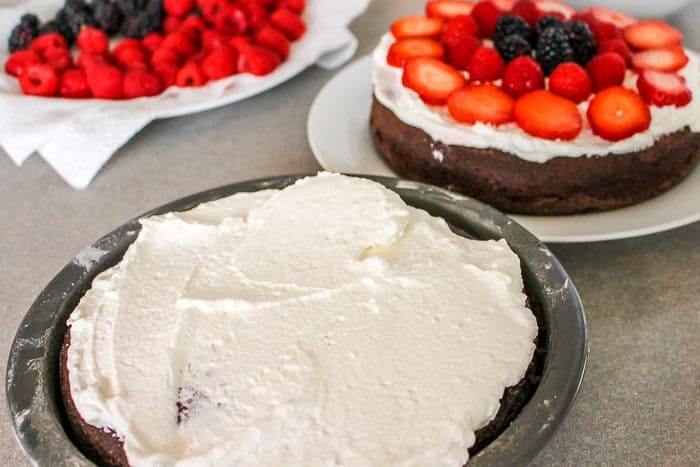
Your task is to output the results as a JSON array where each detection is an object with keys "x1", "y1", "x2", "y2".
[{"x1": 0, "y1": 0, "x2": 370, "y2": 189}]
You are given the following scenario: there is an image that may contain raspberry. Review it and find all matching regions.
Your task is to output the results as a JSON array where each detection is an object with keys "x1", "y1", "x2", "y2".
[
  {"x1": 154, "y1": 63, "x2": 178, "y2": 88},
  {"x1": 598, "y1": 39, "x2": 631, "y2": 65},
  {"x1": 238, "y1": 45, "x2": 281, "y2": 76},
  {"x1": 280, "y1": 0, "x2": 305, "y2": 14},
  {"x1": 77, "y1": 53, "x2": 111, "y2": 71},
  {"x1": 175, "y1": 62, "x2": 207, "y2": 86},
  {"x1": 151, "y1": 47, "x2": 181, "y2": 67},
  {"x1": 254, "y1": 26, "x2": 290, "y2": 60},
  {"x1": 142, "y1": 33, "x2": 165, "y2": 53},
  {"x1": 19, "y1": 63, "x2": 59, "y2": 97},
  {"x1": 59, "y1": 69, "x2": 91, "y2": 98},
  {"x1": 43, "y1": 46, "x2": 74, "y2": 73},
  {"x1": 123, "y1": 69, "x2": 163, "y2": 98},
  {"x1": 164, "y1": 0, "x2": 195, "y2": 18},
  {"x1": 113, "y1": 41, "x2": 149, "y2": 69},
  {"x1": 502, "y1": 56, "x2": 544, "y2": 97},
  {"x1": 472, "y1": 1, "x2": 503, "y2": 39},
  {"x1": 30, "y1": 33, "x2": 68, "y2": 55},
  {"x1": 549, "y1": 62, "x2": 592, "y2": 103},
  {"x1": 586, "y1": 52, "x2": 626, "y2": 91},
  {"x1": 202, "y1": 29, "x2": 228, "y2": 51},
  {"x1": 201, "y1": 46, "x2": 237, "y2": 79},
  {"x1": 215, "y1": 6, "x2": 249, "y2": 35},
  {"x1": 467, "y1": 46, "x2": 505, "y2": 82},
  {"x1": 238, "y1": 2, "x2": 269, "y2": 31},
  {"x1": 181, "y1": 14, "x2": 207, "y2": 33},
  {"x1": 270, "y1": 8, "x2": 306, "y2": 40},
  {"x1": 162, "y1": 16, "x2": 183, "y2": 35},
  {"x1": 86, "y1": 65, "x2": 124, "y2": 99},
  {"x1": 511, "y1": 0, "x2": 539, "y2": 28},
  {"x1": 228, "y1": 35, "x2": 252, "y2": 53},
  {"x1": 4, "y1": 49, "x2": 41, "y2": 77},
  {"x1": 443, "y1": 15, "x2": 481, "y2": 49},
  {"x1": 163, "y1": 32, "x2": 198, "y2": 57},
  {"x1": 201, "y1": 0, "x2": 228, "y2": 23},
  {"x1": 77, "y1": 27, "x2": 109, "y2": 55},
  {"x1": 446, "y1": 35, "x2": 480, "y2": 70},
  {"x1": 589, "y1": 21, "x2": 620, "y2": 43}
]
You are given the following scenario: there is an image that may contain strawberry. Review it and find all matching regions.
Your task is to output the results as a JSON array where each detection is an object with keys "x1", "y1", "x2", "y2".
[
  {"x1": 467, "y1": 46, "x2": 504, "y2": 82},
  {"x1": 215, "y1": 5, "x2": 249, "y2": 35},
  {"x1": 443, "y1": 15, "x2": 481, "y2": 48},
  {"x1": 581, "y1": 6, "x2": 636, "y2": 29},
  {"x1": 598, "y1": 39, "x2": 631, "y2": 65},
  {"x1": 402, "y1": 57, "x2": 466, "y2": 105},
  {"x1": 176, "y1": 63, "x2": 207, "y2": 86},
  {"x1": 631, "y1": 47, "x2": 688, "y2": 73},
  {"x1": 514, "y1": 90, "x2": 582, "y2": 140},
  {"x1": 201, "y1": 46, "x2": 238, "y2": 79},
  {"x1": 623, "y1": 20, "x2": 682, "y2": 50},
  {"x1": 86, "y1": 65, "x2": 124, "y2": 99},
  {"x1": 43, "y1": 46, "x2": 73, "y2": 73},
  {"x1": 18, "y1": 63, "x2": 59, "y2": 97},
  {"x1": 4, "y1": 50, "x2": 41, "y2": 77},
  {"x1": 636, "y1": 70, "x2": 692, "y2": 107},
  {"x1": 238, "y1": 45, "x2": 281, "y2": 75},
  {"x1": 512, "y1": 0, "x2": 539, "y2": 28},
  {"x1": 164, "y1": 0, "x2": 194, "y2": 17},
  {"x1": 123, "y1": 70, "x2": 163, "y2": 98},
  {"x1": 388, "y1": 38, "x2": 445, "y2": 68},
  {"x1": 390, "y1": 16, "x2": 444, "y2": 40},
  {"x1": 59, "y1": 69, "x2": 91, "y2": 98},
  {"x1": 587, "y1": 86, "x2": 650, "y2": 141},
  {"x1": 30, "y1": 33, "x2": 67, "y2": 55},
  {"x1": 586, "y1": 52, "x2": 626, "y2": 91},
  {"x1": 77, "y1": 27, "x2": 109, "y2": 55},
  {"x1": 425, "y1": 0, "x2": 475, "y2": 19},
  {"x1": 502, "y1": 56, "x2": 544, "y2": 97},
  {"x1": 471, "y1": 0, "x2": 502, "y2": 38},
  {"x1": 142, "y1": 33, "x2": 165, "y2": 53},
  {"x1": 447, "y1": 83, "x2": 514, "y2": 125},
  {"x1": 549, "y1": 62, "x2": 592, "y2": 103},
  {"x1": 534, "y1": 0, "x2": 575, "y2": 20},
  {"x1": 255, "y1": 26, "x2": 291, "y2": 60},
  {"x1": 446, "y1": 35, "x2": 480, "y2": 69},
  {"x1": 491, "y1": 0, "x2": 514, "y2": 8},
  {"x1": 590, "y1": 21, "x2": 621, "y2": 44},
  {"x1": 270, "y1": 8, "x2": 306, "y2": 40}
]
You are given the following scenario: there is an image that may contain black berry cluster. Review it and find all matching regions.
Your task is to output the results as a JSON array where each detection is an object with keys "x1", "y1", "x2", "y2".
[
  {"x1": 7, "y1": 0, "x2": 163, "y2": 52},
  {"x1": 493, "y1": 14, "x2": 597, "y2": 75}
]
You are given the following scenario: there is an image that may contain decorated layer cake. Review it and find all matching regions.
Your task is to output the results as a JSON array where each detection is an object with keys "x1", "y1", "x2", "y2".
[
  {"x1": 60, "y1": 173, "x2": 539, "y2": 466},
  {"x1": 370, "y1": 0, "x2": 700, "y2": 214}
]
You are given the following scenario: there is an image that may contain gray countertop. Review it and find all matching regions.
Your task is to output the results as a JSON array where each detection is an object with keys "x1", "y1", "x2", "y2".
[{"x1": 1, "y1": 0, "x2": 699, "y2": 465}]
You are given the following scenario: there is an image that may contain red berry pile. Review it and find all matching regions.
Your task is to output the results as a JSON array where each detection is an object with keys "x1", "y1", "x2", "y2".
[
  {"x1": 387, "y1": 0, "x2": 692, "y2": 142},
  {"x1": 4, "y1": 0, "x2": 307, "y2": 99}
]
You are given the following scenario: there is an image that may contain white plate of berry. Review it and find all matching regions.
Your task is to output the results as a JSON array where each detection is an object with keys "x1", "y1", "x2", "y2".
[{"x1": 308, "y1": 0, "x2": 700, "y2": 243}]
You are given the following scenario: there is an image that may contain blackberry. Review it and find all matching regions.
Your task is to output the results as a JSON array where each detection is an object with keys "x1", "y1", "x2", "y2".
[
  {"x1": 120, "y1": 0, "x2": 162, "y2": 37},
  {"x1": 38, "y1": 20, "x2": 65, "y2": 36},
  {"x1": 535, "y1": 27, "x2": 574, "y2": 75},
  {"x1": 55, "y1": 5, "x2": 96, "y2": 44},
  {"x1": 493, "y1": 15, "x2": 532, "y2": 45},
  {"x1": 92, "y1": 0, "x2": 124, "y2": 34},
  {"x1": 535, "y1": 15, "x2": 563, "y2": 36},
  {"x1": 19, "y1": 14, "x2": 40, "y2": 29},
  {"x1": 496, "y1": 34, "x2": 532, "y2": 62},
  {"x1": 566, "y1": 20, "x2": 597, "y2": 65},
  {"x1": 8, "y1": 23, "x2": 37, "y2": 52},
  {"x1": 116, "y1": 0, "x2": 149, "y2": 17}
]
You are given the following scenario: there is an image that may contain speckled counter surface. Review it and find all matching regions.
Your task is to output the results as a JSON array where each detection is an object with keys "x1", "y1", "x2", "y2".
[{"x1": 1, "y1": 0, "x2": 699, "y2": 465}]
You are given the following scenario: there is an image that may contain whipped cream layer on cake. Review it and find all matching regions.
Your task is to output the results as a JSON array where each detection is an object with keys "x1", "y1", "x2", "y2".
[
  {"x1": 66, "y1": 173, "x2": 537, "y2": 466},
  {"x1": 372, "y1": 33, "x2": 700, "y2": 163}
]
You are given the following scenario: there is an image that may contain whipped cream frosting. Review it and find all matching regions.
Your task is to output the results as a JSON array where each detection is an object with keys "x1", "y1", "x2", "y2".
[
  {"x1": 372, "y1": 33, "x2": 700, "y2": 163},
  {"x1": 67, "y1": 173, "x2": 537, "y2": 466}
]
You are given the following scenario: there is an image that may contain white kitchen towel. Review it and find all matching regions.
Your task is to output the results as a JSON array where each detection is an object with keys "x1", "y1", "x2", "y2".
[{"x1": 0, "y1": 0, "x2": 370, "y2": 189}]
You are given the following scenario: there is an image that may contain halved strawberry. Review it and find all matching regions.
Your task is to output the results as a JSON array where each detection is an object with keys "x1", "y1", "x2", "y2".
[
  {"x1": 632, "y1": 47, "x2": 688, "y2": 73},
  {"x1": 582, "y1": 6, "x2": 636, "y2": 29},
  {"x1": 491, "y1": 0, "x2": 514, "y2": 9},
  {"x1": 534, "y1": 0, "x2": 575, "y2": 20},
  {"x1": 636, "y1": 70, "x2": 692, "y2": 107},
  {"x1": 514, "y1": 90, "x2": 582, "y2": 140},
  {"x1": 623, "y1": 20, "x2": 682, "y2": 50},
  {"x1": 426, "y1": 0, "x2": 474, "y2": 19},
  {"x1": 391, "y1": 16, "x2": 444, "y2": 40},
  {"x1": 402, "y1": 57, "x2": 466, "y2": 105},
  {"x1": 588, "y1": 86, "x2": 650, "y2": 141},
  {"x1": 387, "y1": 38, "x2": 445, "y2": 68},
  {"x1": 447, "y1": 83, "x2": 514, "y2": 125}
]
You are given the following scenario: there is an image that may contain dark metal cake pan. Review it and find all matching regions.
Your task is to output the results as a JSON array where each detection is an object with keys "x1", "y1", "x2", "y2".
[{"x1": 6, "y1": 174, "x2": 587, "y2": 466}]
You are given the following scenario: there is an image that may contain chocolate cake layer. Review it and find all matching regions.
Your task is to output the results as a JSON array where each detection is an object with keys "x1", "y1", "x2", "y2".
[
  {"x1": 371, "y1": 98, "x2": 700, "y2": 215},
  {"x1": 59, "y1": 289, "x2": 546, "y2": 466}
]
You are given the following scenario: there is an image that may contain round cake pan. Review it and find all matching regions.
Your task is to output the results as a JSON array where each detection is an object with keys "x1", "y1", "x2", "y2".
[{"x1": 6, "y1": 174, "x2": 587, "y2": 466}]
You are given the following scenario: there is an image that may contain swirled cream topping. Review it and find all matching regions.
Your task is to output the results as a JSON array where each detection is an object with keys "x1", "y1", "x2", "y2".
[
  {"x1": 373, "y1": 33, "x2": 700, "y2": 163},
  {"x1": 67, "y1": 173, "x2": 537, "y2": 466}
]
